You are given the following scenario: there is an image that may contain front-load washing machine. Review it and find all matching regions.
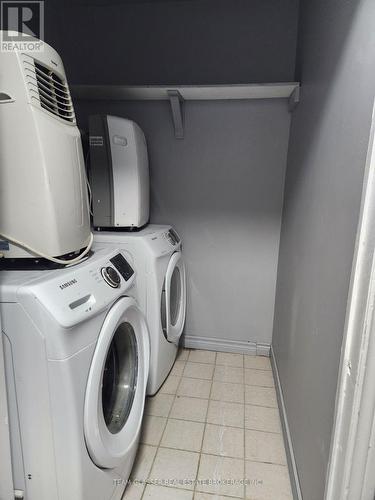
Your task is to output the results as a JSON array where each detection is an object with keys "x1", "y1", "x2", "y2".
[
  {"x1": 0, "y1": 247, "x2": 149, "y2": 500},
  {"x1": 94, "y1": 225, "x2": 186, "y2": 395}
]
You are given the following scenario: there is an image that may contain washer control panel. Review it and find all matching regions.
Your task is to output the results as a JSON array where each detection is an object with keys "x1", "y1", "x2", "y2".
[{"x1": 22, "y1": 248, "x2": 136, "y2": 328}]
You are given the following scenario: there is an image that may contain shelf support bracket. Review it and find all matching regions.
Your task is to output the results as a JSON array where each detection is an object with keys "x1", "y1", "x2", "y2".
[
  {"x1": 288, "y1": 86, "x2": 300, "y2": 112},
  {"x1": 168, "y1": 90, "x2": 184, "y2": 139}
]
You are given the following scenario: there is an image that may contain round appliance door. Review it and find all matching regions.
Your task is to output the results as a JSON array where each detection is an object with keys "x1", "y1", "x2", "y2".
[
  {"x1": 163, "y1": 251, "x2": 186, "y2": 344},
  {"x1": 84, "y1": 297, "x2": 150, "y2": 469}
]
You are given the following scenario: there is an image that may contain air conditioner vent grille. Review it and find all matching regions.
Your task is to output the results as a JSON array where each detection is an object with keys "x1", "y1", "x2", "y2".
[{"x1": 24, "y1": 59, "x2": 75, "y2": 123}]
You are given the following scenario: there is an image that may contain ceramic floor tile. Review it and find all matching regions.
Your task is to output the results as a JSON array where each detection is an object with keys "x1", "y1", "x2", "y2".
[
  {"x1": 188, "y1": 350, "x2": 217, "y2": 364},
  {"x1": 244, "y1": 369, "x2": 274, "y2": 388},
  {"x1": 143, "y1": 484, "x2": 193, "y2": 499},
  {"x1": 210, "y1": 381, "x2": 244, "y2": 404},
  {"x1": 140, "y1": 416, "x2": 167, "y2": 446},
  {"x1": 150, "y1": 447, "x2": 199, "y2": 490},
  {"x1": 171, "y1": 360, "x2": 187, "y2": 377},
  {"x1": 206, "y1": 400, "x2": 245, "y2": 428},
  {"x1": 245, "y1": 405, "x2": 281, "y2": 434},
  {"x1": 202, "y1": 424, "x2": 244, "y2": 458},
  {"x1": 130, "y1": 444, "x2": 157, "y2": 481},
  {"x1": 194, "y1": 493, "x2": 232, "y2": 500},
  {"x1": 145, "y1": 393, "x2": 174, "y2": 418},
  {"x1": 244, "y1": 355, "x2": 272, "y2": 371},
  {"x1": 159, "y1": 375, "x2": 181, "y2": 395},
  {"x1": 170, "y1": 396, "x2": 209, "y2": 423},
  {"x1": 183, "y1": 362, "x2": 215, "y2": 380},
  {"x1": 121, "y1": 481, "x2": 144, "y2": 500},
  {"x1": 216, "y1": 352, "x2": 244, "y2": 368},
  {"x1": 178, "y1": 377, "x2": 212, "y2": 399},
  {"x1": 196, "y1": 454, "x2": 245, "y2": 498},
  {"x1": 138, "y1": 350, "x2": 291, "y2": 500},
  {"x1": 177, "y1": 348, "x2": 190, "y2": 361},
  {"x1": 245, "y1": 430, "x2": 287, "y2": 465},
  {"x1": 245, "y1": 385, "x2": 277, "y2": 408},
  {"x1": 161, "y1": 418, "x2": 205, "y2": 452},
  {"x1": 213, "y1": 365, "x2": 244, "y2": 384},
  {"x1": 245, "y1": 461, "x2": 292, "y2": 500}
]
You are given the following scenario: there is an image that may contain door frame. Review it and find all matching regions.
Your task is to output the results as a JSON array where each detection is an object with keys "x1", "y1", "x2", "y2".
[{"x1": 325, "y1": 100, "x2": 375, "y2": 499}]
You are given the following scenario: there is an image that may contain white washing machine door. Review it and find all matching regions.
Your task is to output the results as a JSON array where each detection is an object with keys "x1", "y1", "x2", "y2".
[
  {"x1": 84, "y1": 297, "x2": 149, "y2": 469},
  {"x1": 163, "y1": 252, "x2": 186, "y2": 345}
]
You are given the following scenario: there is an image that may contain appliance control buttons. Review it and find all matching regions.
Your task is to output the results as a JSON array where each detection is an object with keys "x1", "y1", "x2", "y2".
[
  {"x1": 169, "y1": 228, "x2": 180, "y2": 244},
  {"x1": 101, "y1": 266, "x2": 121, "y2": 288},
  {"x1": 167, "y1": 231, "x2": 177, "y2": 245}
]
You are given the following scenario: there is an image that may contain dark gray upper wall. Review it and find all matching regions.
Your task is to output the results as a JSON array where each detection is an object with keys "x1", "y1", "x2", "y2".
[
  {"x1": 43, "y1": 0, "x2": 298, "y2": 345},
  {"x1": 45, "y1": 0, "x2": 299, "y2": 85},
  {"x1": 272, "y1": 1, "x2": 375, "y2": 499}
]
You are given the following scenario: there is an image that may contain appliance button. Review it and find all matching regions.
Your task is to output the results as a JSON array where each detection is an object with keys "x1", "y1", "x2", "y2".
[
  {"x1": 167, "y1": 231, "x2": 176, "y2": 245},
  {"x1": 113, "y1": 135, "x2": 127, "y2": 146},
  {"x1": 101, "y1": 266, "x2": 121, "y2": 288}
]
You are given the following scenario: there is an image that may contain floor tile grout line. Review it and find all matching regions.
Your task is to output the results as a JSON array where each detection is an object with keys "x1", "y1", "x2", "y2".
[
  {"x1": 161, "y1": 372, "x2": 275, "y2": 389},
  {"x1": 145, "y1": 443, "x2": 286, "y2": 464},
  {"x1": 244, "y1": 428, "x2": 282, "y2": 435},
  {"x1": 211, "y1": 364, "x2": 272, "y2": 372},
  {"x1": 187, "y1": 356, "x2": 271, "y2": 370},
  {"x1": 193, "y1": 349, "x2": 216, "y2": 497},
  {"x1": 139, "y1": 359, "x2": 187, "y2": 500},
  {"x1": 142, "y1": 479, "x2": 247, "y2": 499},
  {"x1": 137, "y1": 352, "x2": 200, "y2": 498},
  {"x1": 146, "y1": 398, "x2": 279, "y2": 416}
]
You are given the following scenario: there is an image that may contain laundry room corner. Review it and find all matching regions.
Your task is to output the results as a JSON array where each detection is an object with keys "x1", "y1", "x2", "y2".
[
  {"x1": 74, "y1": 97, "x2": 292, "y2": 355},
  {"x1": 2, "y1": 1, "x2": 375, "y2": 499}
]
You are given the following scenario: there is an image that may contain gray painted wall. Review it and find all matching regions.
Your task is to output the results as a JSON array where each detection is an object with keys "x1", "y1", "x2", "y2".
[
  {"x1": 272, "y1": 1, "x2": 375, "y2": 499},
  {"x1": 76, "y1": 99, "x2": 291, "y2": 345},
  {"x1": 46, "y1": 0, "x2": 299, "y2": 346},
  {"x1": 45, "y1": 0, "x2": 298, "y2": 85}
]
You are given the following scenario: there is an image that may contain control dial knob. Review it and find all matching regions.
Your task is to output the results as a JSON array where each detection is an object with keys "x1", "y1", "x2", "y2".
[{"x1": 101, "y1": 266, "x2": 121, "y2": 288}]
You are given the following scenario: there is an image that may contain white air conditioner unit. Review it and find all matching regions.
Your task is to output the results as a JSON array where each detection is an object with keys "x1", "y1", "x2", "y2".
[
  {"x1": 0, "y1": 32, "x2": 92, "y2": 263},
  {"x1": 89, "y1": 115, "x2": 150, "y2": 229}
]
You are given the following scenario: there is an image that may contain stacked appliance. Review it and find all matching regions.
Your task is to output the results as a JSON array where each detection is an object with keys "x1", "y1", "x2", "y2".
[
  {"x1": 89, "y1": 115, "x2": 187, "y2": 394},
  {"x1": 1, "y1": 247, "x2": 149, "y2": 500},
  {"x1": 94, "y1": 225, "x2": 187, "y2": 395},
  {"x1": 0, "y1": 32, "x2": 92, "y2": 265},
  {"x1": 0, "y1": 34, "x2": 150, "y2": 500}
]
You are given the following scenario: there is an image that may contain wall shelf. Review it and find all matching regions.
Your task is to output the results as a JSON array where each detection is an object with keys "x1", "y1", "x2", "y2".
[
  {"x1": 71, "y1": 82, "x2": 300, "y2": 101},
  {"x1": 71, "y1": 83, "x2": 300, "y2": 139}
]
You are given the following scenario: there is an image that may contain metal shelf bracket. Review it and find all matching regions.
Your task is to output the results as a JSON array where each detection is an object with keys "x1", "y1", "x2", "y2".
[
  {"x1": 288, "y1": 86, "x2": 300, "y2": 112},
  {"x1": 168, "y1": 90, "x2": 184, "y2": 139}
]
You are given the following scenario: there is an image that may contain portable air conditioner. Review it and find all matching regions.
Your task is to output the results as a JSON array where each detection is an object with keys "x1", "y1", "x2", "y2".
[
  {"x1": 0, "y1": 32, "x2": 91, "y2": 263},
  {"x1": 89, "y1": 115, "x2": 150, "y2": 229}
]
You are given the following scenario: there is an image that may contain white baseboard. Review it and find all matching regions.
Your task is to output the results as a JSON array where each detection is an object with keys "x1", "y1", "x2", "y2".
[
  {"x1": 182, "y1": 334, "x2": 270, "y2": 356},
  {"x1": 270, "y1": 346, "x2": 302, "y2": 500}
]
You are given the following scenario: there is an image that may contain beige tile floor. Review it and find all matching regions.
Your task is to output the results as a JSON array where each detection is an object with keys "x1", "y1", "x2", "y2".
[{"x1": 122, "y1": 349, "x2": 293, "y2": 500}]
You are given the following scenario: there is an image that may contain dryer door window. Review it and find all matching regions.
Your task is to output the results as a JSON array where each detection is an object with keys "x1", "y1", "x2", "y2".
[
  {"x1": 169, "y1": 267, "x2": 181, "y2": 326},
  {"x1": 163, "y1": 252, "x2": 186, "y2": 345},
  {"x1": 102, "y1": 322, "x2": 138, "y2": 434}
]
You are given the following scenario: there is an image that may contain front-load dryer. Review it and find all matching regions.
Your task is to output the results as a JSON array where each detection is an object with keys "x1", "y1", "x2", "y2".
[
  {"x1": 94, "y1": 225, "x2": 186, "y2": 395},
  {"x1": 0, "y1": 247, "x2": 149, "y2": 500}
]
